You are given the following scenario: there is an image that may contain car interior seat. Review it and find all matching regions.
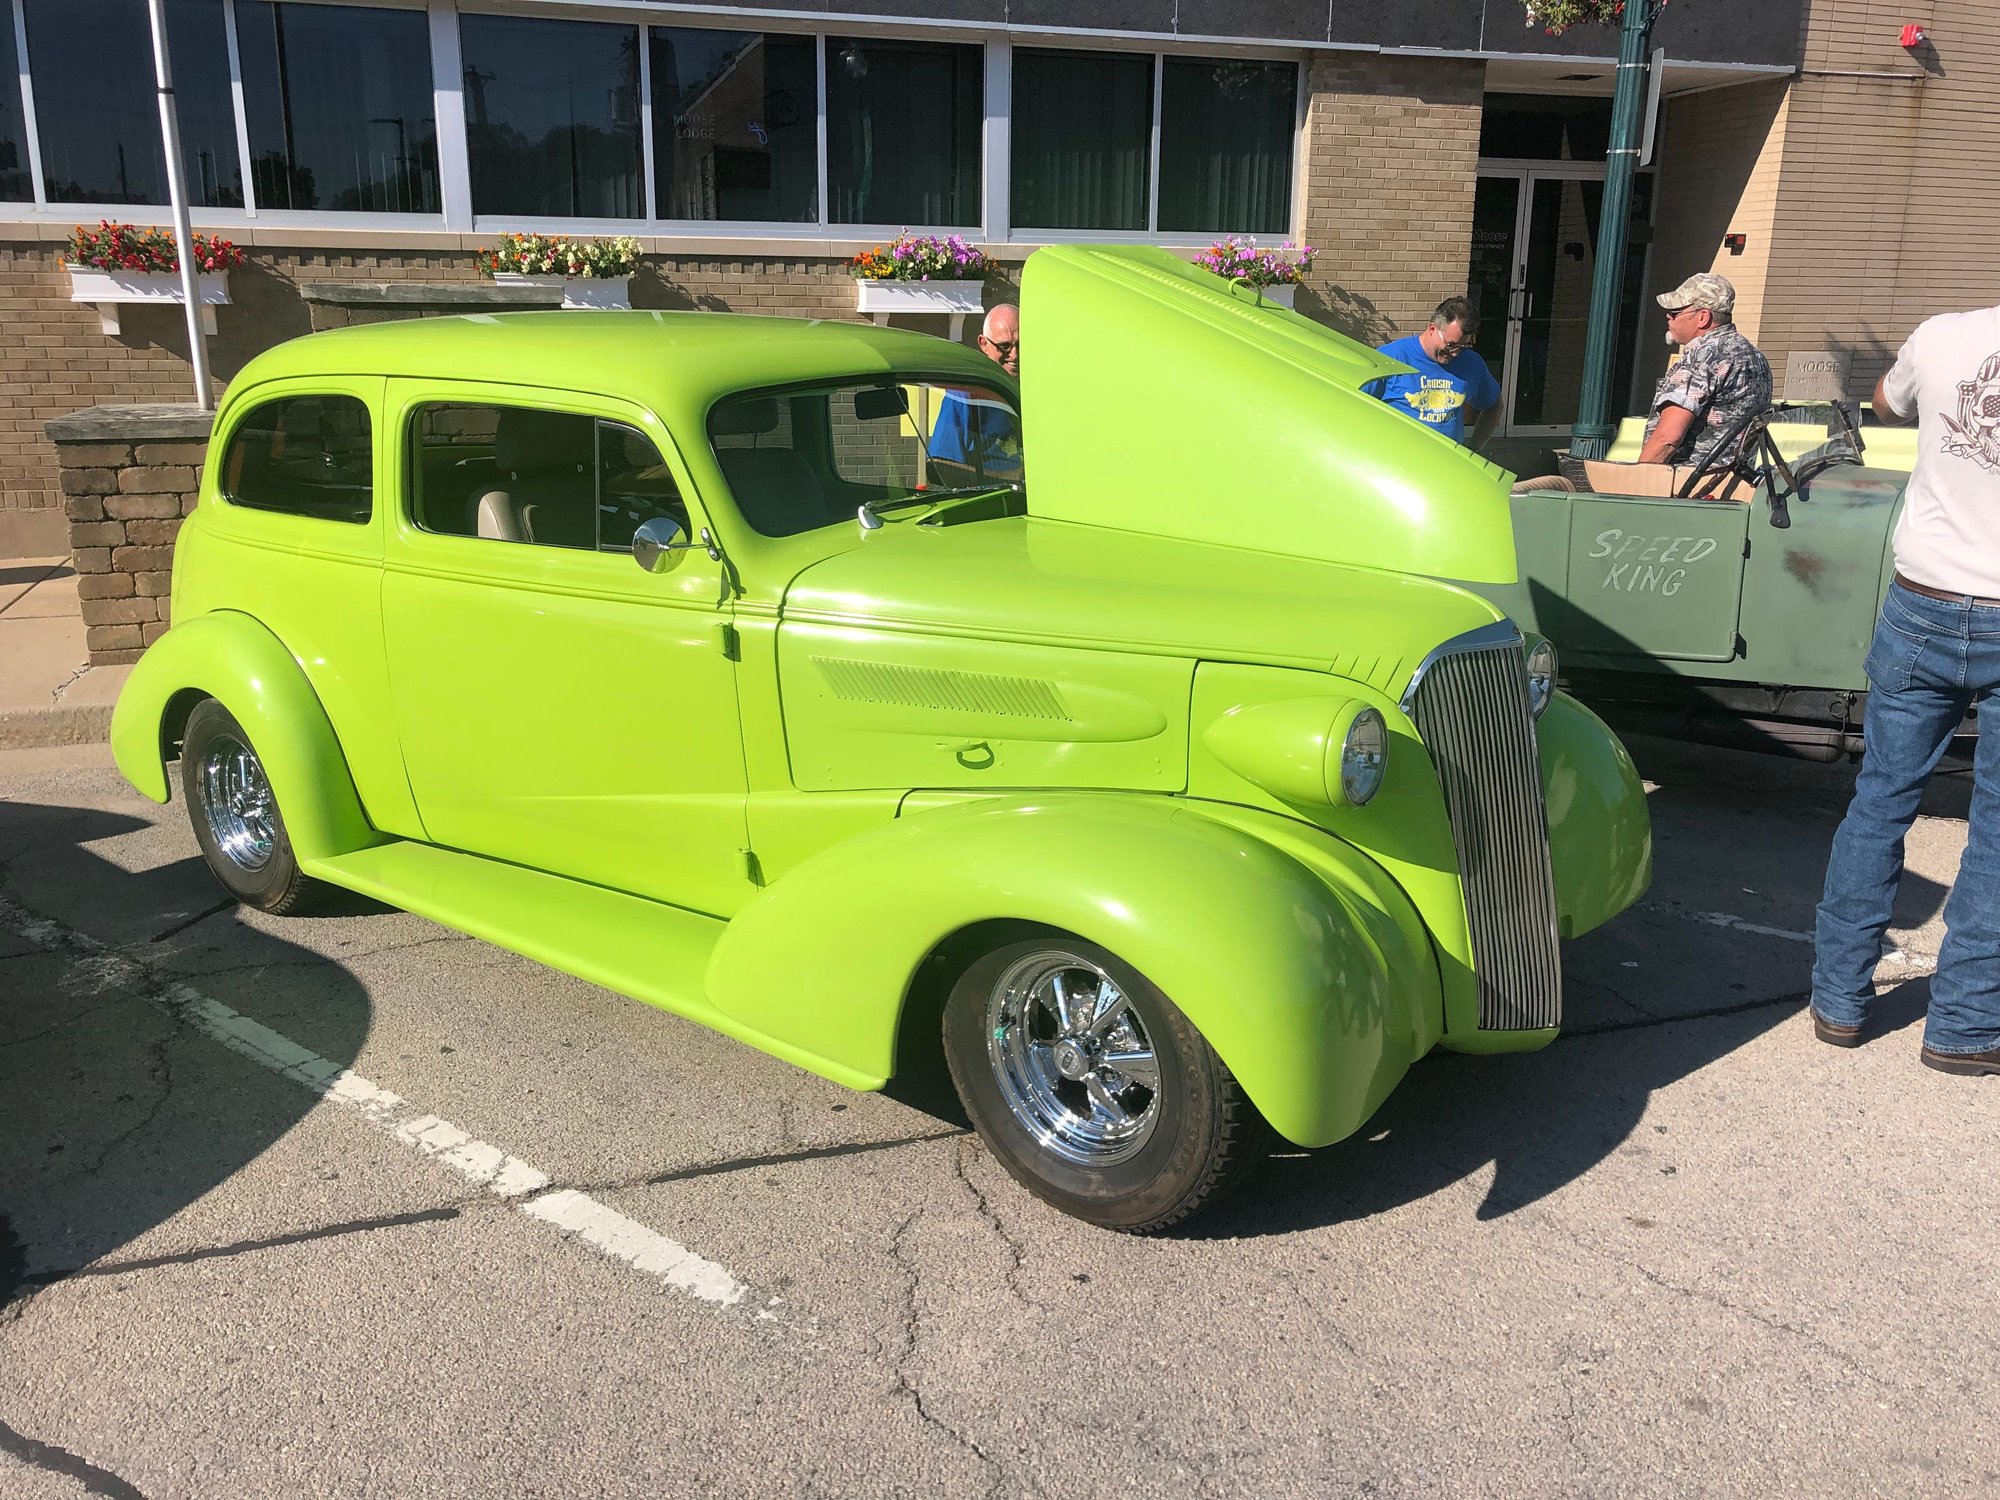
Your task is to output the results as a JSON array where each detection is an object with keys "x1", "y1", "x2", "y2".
[
  {"x1": 711, "y1": 398, "x2": 831, "y2": 533},
  {"x1": 475, "y1": 408, "x2": 597, "y2": 547}
]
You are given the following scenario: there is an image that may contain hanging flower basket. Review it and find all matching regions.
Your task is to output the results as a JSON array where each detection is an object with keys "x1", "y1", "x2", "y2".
[
  {"x1": 849, "y1": 232, "x2": 990, "y2": 336},
  {"x1": 853, "y1": 280, "x2": 987, "y2": 317},
  {"x1": 63, "y1": 221, "x2": 240, "y2": 336},
  {"x1": 1192, "y1": 236, "x2": 1313, "y2": 310},
  {"x1": 1523, "y1": 0, "x2": 1657, "y2": 34},
  {"x1": 489, "y1": 272, "x2": 634, "y2": 310},
  {"x1": 481, "y1": 233, "x2": 639, "y2": 310}
]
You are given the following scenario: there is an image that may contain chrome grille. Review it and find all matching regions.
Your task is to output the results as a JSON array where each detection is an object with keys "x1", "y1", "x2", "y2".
[{"x1": 1404, "y1": 626, "x2": 1563, "y2": 1031}]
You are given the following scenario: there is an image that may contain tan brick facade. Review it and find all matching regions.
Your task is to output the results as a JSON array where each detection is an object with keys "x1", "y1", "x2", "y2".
[
  {"x1": 1295, "y1": 54, "x2": 1488, "y2": 346},
  {"x1": 1646, "y1": 0, "x2": 2000, "y2": 403}
]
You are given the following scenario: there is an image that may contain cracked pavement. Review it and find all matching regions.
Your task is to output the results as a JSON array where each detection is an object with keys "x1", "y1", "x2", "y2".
[{"x1": 2, "y1": 737, "x2": 1997, "y2": 1499}]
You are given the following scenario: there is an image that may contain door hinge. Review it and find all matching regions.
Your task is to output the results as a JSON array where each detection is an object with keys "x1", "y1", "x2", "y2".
[
  {"x1": 1734, "y1": 632, "x2": 1747, "y2": 659},
  {"x1": 1742, "y1": 536, "x2": 1752, "y2": 559},
  {"x1": 717, "y1": 622, "x2": 741, "y2": 661},
  {"x1": 739, "y1": 847, "x2": 763, "y2": 885}
]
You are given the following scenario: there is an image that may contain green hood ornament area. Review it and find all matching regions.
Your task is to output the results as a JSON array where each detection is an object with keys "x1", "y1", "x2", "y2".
[{"x1": 107, "y1": 247, "x2": 1647, "y2": 1233}]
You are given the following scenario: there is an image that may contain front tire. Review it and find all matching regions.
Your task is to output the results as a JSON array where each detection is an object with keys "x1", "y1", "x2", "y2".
[
  {"x1": 942, "y1": 934, "x2": 1270, "y2": 1233},
  {"x1": 180, "y1": 699, "x2": 324, "y2": 915}
]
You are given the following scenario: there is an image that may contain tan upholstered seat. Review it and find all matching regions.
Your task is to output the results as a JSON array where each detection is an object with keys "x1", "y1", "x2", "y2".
[{"x1": 473, "y1": 408, "x2": 596, "y2": 546}]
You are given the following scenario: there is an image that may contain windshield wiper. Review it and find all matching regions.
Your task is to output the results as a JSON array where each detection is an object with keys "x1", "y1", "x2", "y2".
[{"x1": 857, "y1": 482, "x2": 1020, "y2": 532}]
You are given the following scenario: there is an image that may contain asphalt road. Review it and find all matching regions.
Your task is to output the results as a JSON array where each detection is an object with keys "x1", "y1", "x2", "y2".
[{"x1": 1, "y1": 736, "x2": 1992, "y2": 1499}]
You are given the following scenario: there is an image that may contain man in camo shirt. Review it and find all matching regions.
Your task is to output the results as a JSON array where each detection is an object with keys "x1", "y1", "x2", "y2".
[{"x1": 1637, "y1": 272, "x2": 1773, "y2": 468}]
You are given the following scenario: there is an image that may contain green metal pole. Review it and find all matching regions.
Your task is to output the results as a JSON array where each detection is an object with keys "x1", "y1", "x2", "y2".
[{"x1": 1567, "y1": 0, "x2": 1661, "y2": 460}]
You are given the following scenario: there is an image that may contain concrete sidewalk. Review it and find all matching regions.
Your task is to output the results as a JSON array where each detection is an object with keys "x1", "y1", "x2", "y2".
[{"x1": 0, "y1": 553, "x2": 131, "y2": 749}]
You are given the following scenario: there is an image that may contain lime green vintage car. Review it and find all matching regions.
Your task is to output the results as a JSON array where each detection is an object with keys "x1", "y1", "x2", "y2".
[{"x1": 111, "y1": 246, "x2": 1650, "y2": 1232}]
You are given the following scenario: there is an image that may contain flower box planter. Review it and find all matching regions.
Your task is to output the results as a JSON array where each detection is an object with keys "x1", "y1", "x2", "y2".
[
  {"x1": 491, "y1": 272, "x2": 632, "y2": 310},
  {"x1": 66, "y1": 264, "x2": 231, "y2": 336},
  {"x1": 855, "y1": 278, "x2": 986, "y2": 340},
  {"x1": 1258, "y1": 284, "x2": 1297, "y2": 309}
]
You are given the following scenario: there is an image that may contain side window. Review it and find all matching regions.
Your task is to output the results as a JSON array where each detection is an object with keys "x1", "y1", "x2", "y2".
[
  {"x1": 408, "y1": 403, "x2": 688, "y2": 553},
  {"x1": 219, "y1": 395, "x2": 373, "y2": 523}
]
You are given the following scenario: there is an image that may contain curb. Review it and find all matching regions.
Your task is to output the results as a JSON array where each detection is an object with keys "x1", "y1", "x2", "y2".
[{"x1": 0, "y1": 702, "x2": 115, "y2": 751}]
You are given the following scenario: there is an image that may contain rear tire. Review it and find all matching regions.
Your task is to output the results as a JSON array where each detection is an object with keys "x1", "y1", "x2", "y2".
[
  {"x1": 942, "y1": 933, "x2": 1271, "y2": 1233},
  {"x1": 180, "y1": 699, "x2": 324, "y2": 915}
]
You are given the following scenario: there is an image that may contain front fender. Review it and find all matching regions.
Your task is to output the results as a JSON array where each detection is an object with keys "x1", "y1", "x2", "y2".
[
  {"x1": 705, "y1": 793, "x2": 1437, "y2": 1147},
  {"x1": 1541, "y1": 691, "x2": 1652, "y2": 936},
  {"x1": 110, "y1": 612, "x2": 384, "y2": 865}
]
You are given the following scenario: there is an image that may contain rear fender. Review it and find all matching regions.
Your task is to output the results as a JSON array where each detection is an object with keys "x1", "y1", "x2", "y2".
[
  {"x1": 705, "y1": 793, "x2": 1437, "y2": 1147},
  {"x1": 110, "y1": 612, "x2": 384, "y2": 865}
]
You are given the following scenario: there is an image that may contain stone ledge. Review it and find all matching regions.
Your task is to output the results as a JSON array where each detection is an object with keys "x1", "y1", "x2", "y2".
[
  {"x1": 46, "y1": 404, "x2": 217, "y2": 445},
  {"x1": 298, "y1": 281, "x2": 563, "y2": 308}
]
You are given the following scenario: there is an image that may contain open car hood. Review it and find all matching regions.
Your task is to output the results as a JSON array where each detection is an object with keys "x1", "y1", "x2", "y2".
[{"x1": 1019, "y1": 246, "x2": 1519, "y2": 585}]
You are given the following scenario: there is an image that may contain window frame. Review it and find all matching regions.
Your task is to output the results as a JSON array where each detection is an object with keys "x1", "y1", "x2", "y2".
[
  {"x1": 0, "y1": 1, "x2": 1305, "y2": 246},
  {"x1": 705, "y1": 370, "x2": 1023, "y2": 540},
  {"x1": 403, "y1": 396, "x2": 688, "y2": 555},
  {"x1": 387, "y1": 379, "x2": 707, "y2": 579},
  {"x1": 214, "y1": 387, "x2": 378, "y2": 526}
]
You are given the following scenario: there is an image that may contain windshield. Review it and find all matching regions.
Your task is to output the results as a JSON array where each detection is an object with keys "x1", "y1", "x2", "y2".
[{"x1": 708, "y1": 378, "x2": 1021, "y2": 538}]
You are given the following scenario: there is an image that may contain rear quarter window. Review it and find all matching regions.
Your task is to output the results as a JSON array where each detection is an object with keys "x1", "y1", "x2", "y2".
[{"x1": 219, "y1": 395, "x2": 373, "y2": 523}]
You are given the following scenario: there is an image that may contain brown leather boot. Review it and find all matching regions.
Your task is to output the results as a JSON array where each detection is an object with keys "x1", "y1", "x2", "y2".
[
  {"x1": 1920, "y1": 1044, "x2": 2000, "y2": 1076},
  {"x1": 1811, "y1": 1010, "x2": 1863, "y2": 1048}
]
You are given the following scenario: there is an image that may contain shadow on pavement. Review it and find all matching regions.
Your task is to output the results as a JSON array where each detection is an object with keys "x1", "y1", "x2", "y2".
[{"x1": 0, "y1": 800, "x2": 371, "y2": 1307}]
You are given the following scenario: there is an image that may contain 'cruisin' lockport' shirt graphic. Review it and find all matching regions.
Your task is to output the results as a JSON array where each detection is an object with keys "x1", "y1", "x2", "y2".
[{"x1": 1364, "y1": 336, "x2": 1500, "y2": 445}]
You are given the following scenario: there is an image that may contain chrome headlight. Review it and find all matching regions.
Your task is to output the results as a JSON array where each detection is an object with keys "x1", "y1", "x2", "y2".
[
  {"x1": 1338, "y1": 705, "x2": 1388, "y2": 806},
  {"x1": 1525, "y1": 638, "x2": 1557, "y2": 719}
]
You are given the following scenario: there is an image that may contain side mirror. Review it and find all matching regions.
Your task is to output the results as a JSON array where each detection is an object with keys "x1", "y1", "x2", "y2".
[
  {"x1": 632, "y1": 515, "x2": 687, "y2": 571},
  {"x1": 632, "y1": 515, "x2": 721, "y2": 572}
]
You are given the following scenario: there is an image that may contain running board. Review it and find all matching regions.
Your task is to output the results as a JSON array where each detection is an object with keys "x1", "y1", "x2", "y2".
[{"x1": 305, "y1": 841, "x2": 878, "y2": 1090}]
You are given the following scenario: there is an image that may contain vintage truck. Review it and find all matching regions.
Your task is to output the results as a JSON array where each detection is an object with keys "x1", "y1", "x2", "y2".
[{"x1": 109, "y1": 245, "x2": 1651, "y2": 1232}]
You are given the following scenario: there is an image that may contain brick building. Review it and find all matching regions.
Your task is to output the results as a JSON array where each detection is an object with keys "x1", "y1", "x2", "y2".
[{"x1": 1, "y1": 0, "x2": 1982, "y2": 566}]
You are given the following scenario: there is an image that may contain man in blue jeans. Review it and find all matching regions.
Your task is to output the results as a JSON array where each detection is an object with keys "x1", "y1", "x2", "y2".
[{"x1": 1812, "y1": 303, "x2": 2000, "y2": 1071}]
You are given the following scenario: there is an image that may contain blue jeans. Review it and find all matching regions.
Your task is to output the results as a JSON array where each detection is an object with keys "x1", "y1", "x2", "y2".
[{"x1": 1813, "y1": 581, "x2": 2000, "y2": 1053}]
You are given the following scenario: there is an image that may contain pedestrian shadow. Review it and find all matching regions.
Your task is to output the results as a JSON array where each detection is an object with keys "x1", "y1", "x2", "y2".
[{"x1": 0, "y1": 800, "x2": 371, "y2": 1307}]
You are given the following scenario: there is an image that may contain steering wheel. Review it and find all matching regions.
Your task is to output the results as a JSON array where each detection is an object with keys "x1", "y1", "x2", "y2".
[{"x1": 1675, "y1": 409, "x2": 1800, "y2": 529}]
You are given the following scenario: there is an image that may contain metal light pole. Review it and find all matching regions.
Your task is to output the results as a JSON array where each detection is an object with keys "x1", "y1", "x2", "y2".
[
  {"x1": 146, "y1": 0, "x2": 214, "y2": 412},
  {"x1": 1567, "y1": 0, "x2": 1663, "y2": 459}
]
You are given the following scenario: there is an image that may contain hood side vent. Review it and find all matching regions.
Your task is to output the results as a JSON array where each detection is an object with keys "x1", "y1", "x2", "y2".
[{"x1": 813, "y1": 657, "x2": 1072, "y2": 723}]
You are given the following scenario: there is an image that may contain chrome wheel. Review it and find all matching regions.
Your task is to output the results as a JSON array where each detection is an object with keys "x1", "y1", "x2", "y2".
[
  {"x1": 198, "y1": 734, "x2": 276, "y2": 874},
  {"x1": 985, "y1": 948, "x2": 1162, "y2": 1167}
]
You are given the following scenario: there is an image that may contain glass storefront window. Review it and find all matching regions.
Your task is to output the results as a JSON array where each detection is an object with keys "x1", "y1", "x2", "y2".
[
  {"x1": 649, "y1": 28, "x2": 815, "y2": 224},
  {"x1": 237, "y1": 1, "x2": 439, "y2": 214},
  {"x1": 1157, "y1": 58, "x2": 1295, "y2": 235},
  {"x1": 460, "y1": 13, "x2": 643, "y2": 219},
  {"x1": 0, "y1": 9, "x2": 30, "y2": 202},
  {"x1": 25, "y1": 0, "x2": 239, "y2": 206},
  {"x1": 1010, "y1": 49, "x2": 1152, "y2": 232},
  {"x1": 827, "y1": 37, "x2": 980, "y2": 228}
]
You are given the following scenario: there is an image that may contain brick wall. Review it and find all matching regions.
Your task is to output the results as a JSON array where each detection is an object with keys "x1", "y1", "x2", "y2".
[
  {"x1": 1637, "y1": 79, "x2": 1792, "y2": 400},
  {"x1": 1295, "y1": 54, "x2": 1488, "y2": 345},
  {"x1": 53, "y1": 430, "x2": 208, "y2": 665}
]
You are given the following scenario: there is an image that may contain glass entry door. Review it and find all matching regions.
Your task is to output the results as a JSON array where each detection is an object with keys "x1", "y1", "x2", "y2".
[{"x1": 1471, "y1": 167, "x2": 1653, "y2": 439}]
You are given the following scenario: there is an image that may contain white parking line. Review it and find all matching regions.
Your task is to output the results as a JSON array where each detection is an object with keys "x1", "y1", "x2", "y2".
[
  {"x1": 1639, "y1": 899, "x2": 1815, "y2": 944},
  {"x1": 3, "y1": 894, "x2": 752, "y2": 1311}
]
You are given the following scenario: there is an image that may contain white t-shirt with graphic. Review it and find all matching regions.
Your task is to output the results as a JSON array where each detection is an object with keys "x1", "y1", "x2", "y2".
[{"x1": 1882, "y1": 304, "x2": 2000, "y2": 598}]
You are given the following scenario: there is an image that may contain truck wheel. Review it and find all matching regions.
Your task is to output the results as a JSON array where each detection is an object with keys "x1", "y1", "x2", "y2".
[
  {"x1": 942, "y1": 934, "x2": 1270, "y2": 1233},
  {"x1": 180, "y1": 699, "x2": 324, "y2": 915}
]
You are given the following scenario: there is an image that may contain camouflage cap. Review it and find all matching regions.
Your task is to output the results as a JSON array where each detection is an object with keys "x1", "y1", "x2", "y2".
[{"x1": 1656, "y1": 272, "x2": 1736, "y2": 316}]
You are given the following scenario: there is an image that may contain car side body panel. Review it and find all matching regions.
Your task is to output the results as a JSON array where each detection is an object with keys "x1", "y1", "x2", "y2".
[{"x1": 704, "y1": 792, "x2": 1436, "y2": 1149}]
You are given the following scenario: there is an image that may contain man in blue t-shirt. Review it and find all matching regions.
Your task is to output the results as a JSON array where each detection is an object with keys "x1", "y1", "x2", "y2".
[
  {"x1": 931, "y1": 302, "x2": 1024, "y2": 481},
  {"x1": 1364, "y1": 296, "x2": 1502, "y2": 448}
]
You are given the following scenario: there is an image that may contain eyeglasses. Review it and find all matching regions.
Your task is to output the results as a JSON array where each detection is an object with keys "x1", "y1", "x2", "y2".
[{"x1": 982, "y1": 337, "x2": 1019, "y2": 357}]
